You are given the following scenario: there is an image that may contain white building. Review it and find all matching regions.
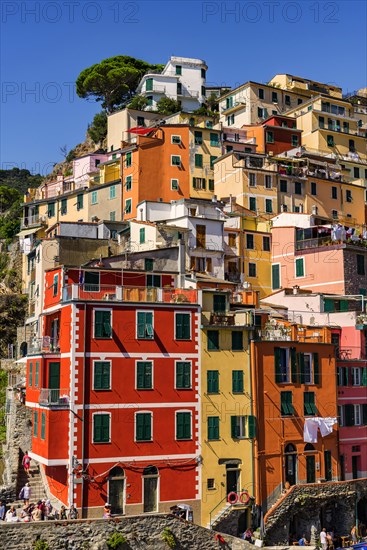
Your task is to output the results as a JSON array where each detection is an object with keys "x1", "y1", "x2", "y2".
[{"x1": 137, "y1": 56, "x2": 207, "y2": 112}]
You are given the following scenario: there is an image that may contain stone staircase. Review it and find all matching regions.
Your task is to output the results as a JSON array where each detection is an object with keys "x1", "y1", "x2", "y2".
[
  {"x1": 208, "y1": 502, "x2": 250, "y2": 536},
  {"x1": 11, "y1": 457, "x2": 47, "y2": 509}
]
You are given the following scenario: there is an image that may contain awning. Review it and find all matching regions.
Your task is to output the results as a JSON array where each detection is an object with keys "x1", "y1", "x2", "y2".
[
  {"x1": 16, "y1": 227, "x2": 40, "y2": 238},
  {"x1": 127, "y1": 127, "x2": 157, "y2": 135}
]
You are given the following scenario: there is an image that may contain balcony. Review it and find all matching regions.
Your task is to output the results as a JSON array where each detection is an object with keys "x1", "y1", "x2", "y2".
[
  {"x1": 39, "y1": 388, "x2": 69, "y2": 408},
  {"x1": 202, "y1": 310, "x2": 253, "y2": 327},
  {"x1": 278, "y1": 165, "x2": 307, "y2": 178},
  {"x1": 62, "y1": 285, "x2": 199, "y2": 304},
  {"x1": 20, "y1": 215, "x2": 44, "y2": 230},
  {"x1": 356, "y1": 314, "x2": 367, "y2": 330},
  {"x1": 177, "y1": 89, "x2": 199, "y2": 98},
  {"x1": 142, "y1": 84, "x2": 166, "y2": 94},
  {"x1": 260, "y1": 323, "x2": 293, "y2": 341},
  {"x1": 210, "y1": 312, "x2": 235, "y2": 326},
  {"x1": 221, "y1": 100, "x2": 246, "y2": 115},
  {"x1": 28, "y1": 336, "x2": 60, "y2": 355}
]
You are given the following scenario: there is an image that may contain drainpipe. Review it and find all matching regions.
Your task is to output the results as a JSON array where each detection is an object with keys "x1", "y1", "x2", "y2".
[
  {"x1": 178, "y1": 235, "x2": 185, "y2": 288},
  {"x1": 249, "y1": 337, "x2": 260, "y2": 525},
  {"x1": 80, "y1": 302, "x2": 87, "y2": 517}
]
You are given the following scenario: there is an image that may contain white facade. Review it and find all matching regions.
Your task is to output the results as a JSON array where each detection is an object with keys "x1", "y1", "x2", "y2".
[{"x1": 137, "y1": 56, "x2": 207, "y2": 112}]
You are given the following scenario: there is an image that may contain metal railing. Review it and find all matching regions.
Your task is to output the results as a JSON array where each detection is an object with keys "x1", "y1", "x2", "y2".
[
  {"x1": 62, "y1": 285, "x2": 199, "y2": 304},
  {"x1": 39, "y1": 388, "x2": 69, "y2": 407},
  {"x1": 20, "y1": 215, "x2": 42, "y2": 229},
  {"x1": 29, "y1": 337, "x2": 60, "y2": 354}
]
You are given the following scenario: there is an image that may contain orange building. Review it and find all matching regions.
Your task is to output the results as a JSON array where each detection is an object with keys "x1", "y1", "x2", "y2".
[
  {"x1": 242, "y1": 115, "x2": 303, "y2": 156},
  {"x1": 250, "y1": 321, "x2": 339, "y2": 512},
  {"x1": 120, "y1": 123, "x2": 221, "y2": 219}
]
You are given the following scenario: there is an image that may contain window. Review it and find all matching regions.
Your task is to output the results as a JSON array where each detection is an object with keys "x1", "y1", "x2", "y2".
[
  {"x1": 354, "y1": 404, "x2": 361, "y2": 426},
  {"x1": 195, "y1": 154, "x2": 203, "y2": 168},
  {"x1": 136, "y1": 412, "x2": 152, "y2": 441},
  {"x1": 231, "y1": 416, "x2": 255, "y2": 439},
  {"x1": 201, "y1": 68, "x2": 206, "y2": 78},
  {"x1": 263, "y1": 236, "x2": 270, "y2": 251},
  {"x1": 226, "y1": 96, "x2": 233, "y2": 109},
  {"x1": 192, "y1": 177, "x2": 206, "y2": 190},
  {"x1": 109, "y1": 185, "x2": 116, "y2": 200},
  {"x1": 93, "y1": 414, "x2": 110, "y2": 443},
  {"x1": 176, "y1": 362, "x2": 191, "y2": 389},
  {"x1": 346, "y1": 190, "x2": 352, "y2": 203},
  {"x1": 207, "y1": 370, "x2": 219, "y2": 393},
  {"x1": 304, "y1": 392, "x2": 317, "y2": 416},
  {"x1": 171, "y1": 155, "x2": 181, "y2": 166},
  {"x1": 207, "y1": 330, "x2": 219, "y2": 351},
  {"x1": 319, "y1": 116, "x2": 325, "y2": 129},
  {"x1": 295, "y1": 257, "x2": 305, "y2": 278},
  {"x1": 208, "y1": 179, "x2": 214, "y2": 191},
  {"x1": 210, "y1": 156, "x2": 217, "y2": 169},
  {"x1": 207, "y1": 478, "x2": 215, "y2": 490},
  {"x1": 175, "y1": 313, "x2": 191, "y2": 340},
  {"x1": 249, "y1": 197, "x2": 256, "y2": 212},
  {"x1": 48, "y1": 202, "x2": 55, "y2": 217},
  {"x1": 171, "y1": 135, "x2": 181, "y2": 144},
  {"x1": 207, "y1": 416, "x2": 219, "y2": 440},
  {"x1": 311, "y1": 181, "x2": 317, "y2": 196},
  {"x1": 258, "y1": 107, "x2": 265, "y2": 118},
  {"x1": 94, "y1": 361, "x2": 111, "y2": 390},
  {"x1": 136, "y1": 361, "x2": 153, "y2": 389},
  {"x1": 246, "y1": 233, "x2": 254, "y2": 249},
  {"x1": 349, "y1": 139, "x2": 355, "y2": 152},
  {"x1": 41, "y1": 412, "x2": 46, "y2": 440},
  {"x1": 285, "y1": 95, "x2": 291, "y2": 106},
  {"x1": 274, "y1": 348, "x2": 290, "y2": 383},
  {"x1": 281, "y1": 391, "x2": 294, "y2": 416},
  {"x1": 126, "y1": 175, "x2": 132, "y2": 190},
  {"x1": 352, "y1": 367, "x2": 361, "y2": 386},
  {"x1": 259, "y1": 88, "x2": 264, "y2": 99},
  {"x1": 228, "y1": 233, "x2": 236, "y2": 247},
  {"x1": 295, "y1": 181, "x2": 302, "y2": 195},
  {"x1": 109, "y1": 210, "x2": 116, "y2": 222},
  {"x1": 357, "y1": 254, "x2": 365, "y2": 276},
  {"x1": 213, "y1": 294, "x2": 226, "y2": 313},
  {"x1": 147, "y1": 274, "x2": 161, "y2": 288},
  {"x1": 227, "y1": 114, "x2": 234, "y2": 125},
  {"x1": 327, "y1": 135, "x2": 334, "y2": 147},
  {"x1": 91, "y1": 191, "x2": 98, "y2": 205},
  {"x1": 196, "y1": 224, "x2": 206, "y2": 248},
  {"x1": 85, "y1": 271, "x2": 99, "y2": 292},
  {"x1": 137, "y1": 116, "x2": 145, "y2": 127},
  {"x1": 176, "y1": 65, "x2": 182, "y2": 75},
  {"x1": 297, "y1": 98, "x2": 302, "y2": 105},
  {"x1": 265, "y1": 199, "x2": 273, "y2": 213},
  {"x1": 249, "y1": 173, "x2": 256, "y2": 187},
  {"x1": 232, "y1": 331, "x2": 243, "y2": 351},
  {"x1": 280, "y1": 179, "x2": 287, "y2": 193},
  {"x1": 332, "y1": 210, "x2": 338, "y2": 219},
  {"x1": 272, "y1": 91, "x2": 278, "y2": 103},
  {"x1": 145, "y1": 78, "x2": 153, "y2": 91},
  {"x1": 125, "y1": 199, "x2": 132, "y2": 214},
  {"x1": 60, "y1": 198, "x2": 67, "y2": 215},
  {"x1": 171, "y1": 178, "x2": 179, "y2": 191},
  {"x1": 177, "y1": 82, "x2": 182, "y2": 95},
  {"x1": 77, "y1": 194, "x2": 83, "y2": 210},
  {"x1": 266, "y1": 131, "x2": 274, "y2": 143},
  {"x1": 139, "y1": 227, "x2": 145, "y2": 244},
  {"x1": 248, "y1": 263, "x2": 256, "y2": 277},
  {"x1": 126, "y1": 152, "x2": 132, "y2": 167},
  {"x1": 94, "y1": 310, "x2": 112, "y2": 338},
  {"x1": 265, "y1": 175, "x2": 272, "y2": 188},
  {"x1": 176, "y1": 412, "x2": 191, "y2": 440},
  {"x1": 291, "y1": 135, "x2": 299, "y2": 147},
  {"x1": 137, "y1": 311, "x2": 154, "y2": 339},
  {"x1": 53, "y1": 274, "x2": 59, "y2": 297},
  {"x1": 232, "y1": 370, "x2": 244, "y2": 393},
  {"x1": 354, "y1": 167, "x2": 360, "y2": 178},
  {"x1": 210, "y1": 133, "x2": 219, "y2": 147},
  {"x1": 194, "y1": 131, "x2": 203, "y2": 145},
  {"x1": 35, "y1": 361, "x2": 39, "y2": 387},
  {"x1": 33, "y1": 410, "x2": 38, "y2": 437},
  {"x1": 272, "y1": 264, "x2": 280, "y2": 290}
]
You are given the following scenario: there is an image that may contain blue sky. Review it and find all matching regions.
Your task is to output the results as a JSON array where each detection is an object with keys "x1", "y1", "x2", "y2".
[{"x1": 1, "y1": 0, "x2": 366, "y2": 175}]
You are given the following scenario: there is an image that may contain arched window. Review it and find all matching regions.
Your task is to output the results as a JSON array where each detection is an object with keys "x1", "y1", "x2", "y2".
[
  {"x1": 284, "y1": 443, "x2": 297, "y2": 486},
  {"x1": 20, "y1": 342, "x2": 27, "y2": 357},
  {"x1": 285, "y1": 443, "x2": 296, "y2": 453},
  {"x1": 108, "y1": 466, "x2": 125, "y2": 515},
  {"x1": 143, "y1": 465, "x2": 159, "y2": 513},
  {"x1": 304, "y1": 443, "x2": 315, "y2": 452}
]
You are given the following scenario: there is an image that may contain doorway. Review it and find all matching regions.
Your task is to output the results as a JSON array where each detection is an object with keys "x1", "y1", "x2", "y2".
[
  {"x1": 48, "y1": 362, "x2": 60, "y2": 403},
  {"x1": 226, "y1": 465, "x2": 240, "y2": 495},
  {"x1": 108, "y1": 467, "x2": 125, "y2": 515},
  {"x1": 352, "y1": 456, "x2": 360, "y2": 479},
  {"x1": 284, "y1": 444, "x2": 297, "y2": 486},
  {"x1": 340, "y1": 455, "x2": 345, "y2": 481},
  {"x1": 324, "y1": 450, "x2": 332, "y2": 481},
  {"x1": 143, "y1": 466, "x2": 158, "y2": 513},
  {"x1": 306, "y1": 455, "x2": 316, "y2": 483}
]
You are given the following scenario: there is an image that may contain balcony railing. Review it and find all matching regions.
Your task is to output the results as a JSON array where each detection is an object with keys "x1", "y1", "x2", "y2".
[
  {"x1": 20, "y1": 215, "x2": 42, "y2": 229},
  {"x1": 296, "y1": 236, "x2": 367, "y2": 251},
  {"x1": 39, "y1": 388, "x2": 69, "y2": 408},
  {"x1": 177, "y1": 89, "x2": 199, "y2": 98},
  {"x1": 143, "y1": 84, "x2": 166, "y2": 94},
  {"x1": 210, "y1": 313, "x2": 235, "y2": 326},
  {"x1": 62, "y1": 285, "x2": 198, "y2": 304},
  {"x1": 221, "y1": 100, "x2": 246, "y2": 114},
  {"x1": 29, "y1": 336, "x2": 60, "y2": 354},
  {"x1": 202, "y1": 310, "x2": 254, "y2": 327}
]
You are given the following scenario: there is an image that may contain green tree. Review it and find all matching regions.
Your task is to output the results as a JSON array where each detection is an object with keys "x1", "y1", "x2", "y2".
[
  {"x1": 156, "y1": 96, "x2": 181, "y2": 115},
  {"x1": 0, "y1": 168, "x2": 42, "y2": 195},
  {"x1": 76, "y1": 55, "x2": 163, "y2": 113},
  {"x1": 88, "y1": 111, "x2": 108, "y2": 144},
  {"x1": 127, "y1": 95, "x2": 149, "y2": 111},
  {"x1": 0, "y1": 186, "x2": 21, "y2": 213}
]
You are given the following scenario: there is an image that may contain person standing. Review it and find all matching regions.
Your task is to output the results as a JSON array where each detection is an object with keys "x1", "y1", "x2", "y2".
[
  {"x1": 351, "y1": 526, "x2": 358, "y2": 544},
  {"x1": 103, "y1": 503, "x2": 112, "y2": 519},
  {"x1": 68, "y1": 504, "x2": 79, "y2": 519},
  {"x1": 22, "y1": 451, "x2": 31, "y2": 474},
  {"x1": 19, "y1": 482, "x2": 31, "y2": 506},
  {"x1": 320, "y1": 528, "x2": 328, "y2": 550}
]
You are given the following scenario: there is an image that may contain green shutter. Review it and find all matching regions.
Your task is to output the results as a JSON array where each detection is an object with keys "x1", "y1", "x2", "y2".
[
  {"x1": 176, "y1": 362, "x2": 191, "y2": 389},
  {"x1": 176, "y1": 412, "x2": 191, "y2": 440},
  {"x1": 95, "y1": 310, "x2": 112, "y2": 338},
  {"x1": 339, "y1": 300, "x2": 348, "y2": 312},
  {"x1": 195, "y1": 154, "x2": 203, "y2": 168},
  {"x1": 362, "y1": 368, "x2": 367, "y2": 387},
  {"x1": 41, "y1": 412, "x2": 46, "y2": 440},
  {"x1": 295, "y1": 258, "x2": 304, "y2": 277},
  {"x1": 291, "y1": 347, "x2": 298, "y2": 383},
  {"x1": 176, "y1": 313, "x2": 190, "y2": 340},
  {"x1": 232, "y1": 331, "x2": 243, "y2": 351},
  {"x1": 33, "y1": 410, "x2": 38, "y2": 437},
  {"x1": 35, "y1": 361, "x2": 39, "y2": 387},
  {"x1": 304, "y1": 392, "x2": 317, "y2": 415},
  {"x1": 232, "y1": 371, "x2": 244, "y2": 393},
  {"x1": 324, "y1": 299, "x2": 334, "y2": 312},
  {"x1": 274, "y1": 348, "x2": 282, "y2": 383},
  {"x1": 29, "y1": 362, "x2": 33, "y2": 387},
  {"x1": 94, "y1": 362, "x2": 110, "y2": 390},
  {"x1": 137, "y1": 362, "x2": 152, "y2": 389},
  {"x1": 207, "y1": 370, "x2": 219, "y2": 393},
  {"x1": 208, "y1": 417, "x2": 219, "y2": 440},
  {"x1": 207, "y1": 330, "x2": 219, "y2": 350},
  {"x1": 344, "y1": 404, "x2": 354, "y2": 426},
  {"x1": 136, "y1": 413, "x2": 151, "y2": 441},
  {"x1": 299, "y1": 353, "x2": 305, "y2": 384},
  {"x1": 272, "y1": 264, "x2": 280, "y2": 290},
  {"x1": 313, "y1": 353, "x2": 320, "y2": 384},
  {"x1": 137, "y1": 312, "x2": 145, "y2": 338},
  {"x1": 248, "y1": 415, "x2": 256, "y2": 438},
  {"x1": 231, "y1": 416, "x2": 239, "y2": 438},
  {"x1": 213, "y1": 294, "x2": 226, "y2": 313},
  {"x1": 53, "y1": 274, "x2": 59, "y2": 297},
  {"x1": 281, "y1": 391, "x2": 293, "y2": 416},
  {"x1": 94, "y1": 414, "x2": 110, "y2": 442}
]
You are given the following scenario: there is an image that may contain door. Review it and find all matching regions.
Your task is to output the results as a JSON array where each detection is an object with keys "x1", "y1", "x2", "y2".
[
  {"x1": 352, "y1": 456, "x2": 359, "y2": 479},
  {"x1": 48, "y1": 362, "x2": 60, "y2": 404},
  {"x1": 143, "y1": 466, "x2": 158, "y2": 513},
  {"x1": 196, "y1": 225, "x2": 206, "y2": 249},
  {"x1": 340, "y1": 455, "x2": 345, "y2": 481},
  {"x1": 226, "y1": 468, "x2": 240, "y2": 495},
  {"x1": 108, "y1": 467, "x2": 125, "y2": 515},
  {"x1": 306, "y1": 455, "x2": 316, "y2": 483},
  {"x1": 324, "y1": 450, "x2": 332, "y2": 481},
  {"x1": 285, "y1": 453, "x2": 297, "y2": 486},
  {"x1": 51, "y1": 319, "x2": 59, "y2": 350}
]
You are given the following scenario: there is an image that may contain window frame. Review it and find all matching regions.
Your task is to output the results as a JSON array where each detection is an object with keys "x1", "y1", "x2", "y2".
[
  {"x1": 207, "y1": 416, "x2": 220, "y2": 441},
  {"x1": 125, "y1": 175, "x2": 132, "y2": 191},
  {"x1": 171, "y1": 178, "x2": 179, "y2": 191},
  {"x1": 207, "y1": 330, "x2": 219, "y2": 351},
  {"x1": 135, "y1": 411, "x2": 153, "y2": 442},
  {"x1": 93, "y1": 309, "x2": 112, "y2": 339},
  {"x1": 295, "y1": 257, "x2": 305, "y2": 278},
  {"x1": 174, "y1": 312, "x2": 191, "y2": 341},
  {"x1": 207, "y1": 370, "x2": 219, "y2": 393},
  {"x1": 125, "y1": 198, "x2": 132, "y2": 214},
  {"x1": 175, "y1": 410, "x2": 192, "y2": 441},
  {"x1": 248, "y1": 262, "x2": 256, "y2": 278},
  {"x1": 93, "y1": 360, "x2": 112, "y2": 391},
  {"x1": 136, "y1": 360, "x2": 153, "y2": 390},
  {"x1": 91, "y1": 190, "x2": 98, "y2": 205},
  {"x1": 136, "y1": 310, "x2": 154, "y2": 340},
  {"x1": 92, "y1": 412, "x2": 111, "y2": 444},
  {"x1": 171, "y1": 155, "x2": 181, "y2": 167},
  {"x1": 175, "y1": 361, "x2": 192, "y2": 390}
]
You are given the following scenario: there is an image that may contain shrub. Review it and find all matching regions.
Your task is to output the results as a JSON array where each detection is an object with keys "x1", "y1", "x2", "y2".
[
  {"x1": 34, "y1": 540, "x2": 50, "y2": 550},
  {"x1": 106, "y1": 531, "x2": 127, "y2": 549},
  {"x1": 161, "y1": 527, "x2": 176, "y2": 548}
]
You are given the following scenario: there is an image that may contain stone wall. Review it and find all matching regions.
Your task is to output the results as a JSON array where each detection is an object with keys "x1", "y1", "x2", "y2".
[
  {"x1": 264, "y1": 479, "x2": 367, "y2": 545},
  {"x1": 0, "y1": 513, "x2": 252, "y2": 550}
]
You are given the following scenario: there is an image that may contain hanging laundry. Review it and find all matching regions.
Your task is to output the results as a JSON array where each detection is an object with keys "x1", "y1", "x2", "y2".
[
  {"x1": 318, "y1": 417, "x2": 337, "y2": 437},
  {"x1": 304, "y1": 418, "x2": 319, "y2": 443}
]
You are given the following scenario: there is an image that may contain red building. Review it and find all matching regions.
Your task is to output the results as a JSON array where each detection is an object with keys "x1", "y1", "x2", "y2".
[
  {"x1": 25, "y1": 266, "x2": 201, "y2": 518},
  {"x1": 243, "y1": 115, "x2": 303, "y2": 155}
]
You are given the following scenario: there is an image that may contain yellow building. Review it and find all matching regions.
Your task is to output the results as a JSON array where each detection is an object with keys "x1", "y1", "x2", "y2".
[
  {"x1": 200, "y1": 289, "x2": 255, "y2": 533},
  {"x1": 268, "y1": 74, "x2": 343, "y2": 99}
]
